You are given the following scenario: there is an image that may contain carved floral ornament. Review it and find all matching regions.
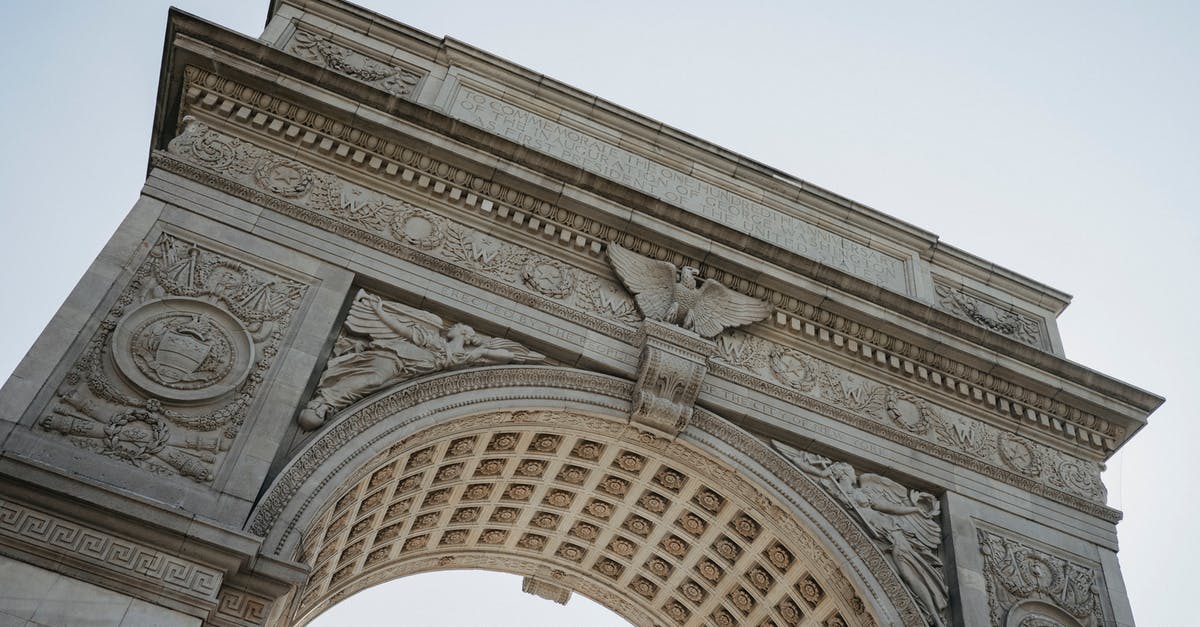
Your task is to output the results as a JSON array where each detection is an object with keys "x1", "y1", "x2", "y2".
[
  {"x1": 287, "y1": 409, "x2": 886, "y2": 626},
  {"x1": 287, "y1": 30, "x2": 424, "y2": 98},
  {"x1": 161, "y1": 100, "x2": 1120, "y2": 457},
  {"x1": 977, "y1": 528, "x2": 1104, "y2": 627},
  {"x1": 165, "y1": 117, "x2": 639, "y2": 340},
  {"x1": 712, "y1": 331, "x2": 1109, "y2": 508},
  {"x1": 163, "y1": 119, "x2": 1113, "y2": 518},
  {"x1": 38, "y1": 233, "x2": 306, "y2": 483},
  {"x1": 174, "y1": 65, "x2": 1118, "y2": 454}
]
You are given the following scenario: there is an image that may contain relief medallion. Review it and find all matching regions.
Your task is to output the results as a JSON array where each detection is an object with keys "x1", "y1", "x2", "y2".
[{"x1": 111, "y1": 297, "x2": 254, "y2": 403}]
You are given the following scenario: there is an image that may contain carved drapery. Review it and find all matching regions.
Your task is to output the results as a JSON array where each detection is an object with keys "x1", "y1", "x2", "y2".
[
  {"x1": 297, "y1": 289, "x2": 544, "y2": 430},
  {"x1": 775, "y1": 443, "x2": 949, "y2": 627}
]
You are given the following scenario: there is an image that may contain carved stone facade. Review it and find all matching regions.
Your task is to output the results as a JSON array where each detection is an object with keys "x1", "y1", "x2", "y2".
[
  {"x1": 38, "y1": 232, "x2": 306, "y2": 483},
  {"x1": 0, "y1": 1, "x2": 1158, "y2": 626},
  {"x1": 977, "y1": 528, "x2": 1105, "y2": 627}
]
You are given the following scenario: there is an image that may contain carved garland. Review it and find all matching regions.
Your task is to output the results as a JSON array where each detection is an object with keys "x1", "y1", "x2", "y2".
[
  {"x1": 37, "y1": 232, "x2": 307, "y2": 483},
  {"x1": 976, "y1": 527, "x2": 1105, "y2": 627},
  {"x1": 160, "y1": 120, "x2": 1115, "y2": 521},
  {"x1": 933, "y1": 281, "x2": 1046, "y2": 349},
  {"x1": 174, "y1": 66, "x2": 1120, "y2": 455},
  {"x1": 286, "y1": 30, "x2": 424, "y2": 99},
  {"x1": 709, "y1": 332, "x2": 1112, "y2": 515},
  {"x1": 159, "y1": 119, "x2": 638, "y2": 348}
]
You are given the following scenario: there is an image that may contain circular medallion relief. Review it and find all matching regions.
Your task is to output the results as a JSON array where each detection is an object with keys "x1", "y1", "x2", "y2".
[
  {"x1": 998, "y1": 432, "x2": 1041, "y2": 475},
  {"x1": 522, "y1": 257, "x2": 575, "y2": 298},
  {"x1": 112, "y1": 297, "x2": 254, "y2": 403},
  {"x1": 390, "y1": 207, "x2": 446, "y2": 249},
  {"x1": 254, "y1": 158, "x2": 314, "y2": 197}
]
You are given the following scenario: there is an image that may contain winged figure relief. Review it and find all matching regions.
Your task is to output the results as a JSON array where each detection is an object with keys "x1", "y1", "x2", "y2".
[
  {"x1": 606, "y1": 243, "x2": 772, "y2": 338},
  {"x1": 775, "y1": 442, "x2": 949, "y2": 626},
  {"x1": 298, "y1": 290, "x2": 544, "y2": 430}
]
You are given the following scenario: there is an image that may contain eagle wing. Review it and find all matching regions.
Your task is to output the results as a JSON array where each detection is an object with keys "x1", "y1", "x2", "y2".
[
  {"x1": 344, "y1": 289, "x2": 444, "y2": 341},
  {"x1": 606, "y1": 243, "x2": 678, "y2": 321},
  {"x1": 690, "y1": 279, "x2": 773, "y2": 338}
]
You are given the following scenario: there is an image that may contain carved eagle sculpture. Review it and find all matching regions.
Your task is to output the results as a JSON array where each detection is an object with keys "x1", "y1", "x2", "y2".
[{"x1": 607, "y1": 243, "x2": 772, "y2": 338}]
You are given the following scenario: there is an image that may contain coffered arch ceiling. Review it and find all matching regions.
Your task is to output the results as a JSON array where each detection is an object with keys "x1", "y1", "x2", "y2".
[{"x1": 250, "y1": 366, "x2": 925, "y2": 626}]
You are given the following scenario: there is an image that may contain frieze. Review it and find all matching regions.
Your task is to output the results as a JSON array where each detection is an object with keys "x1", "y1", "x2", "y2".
[
  {"x1": 448, "y1": 86, "x2": 910, "y2": 293},
  {"x1": 286, "y1": 29, "x2": 423, "y2": 98},
  {"x1": 158, "y1": 121, "x2": 1114, "y2": 517},
  {"x1": 0, "y1": 498, "x2": 223, "y2": 600},
  {"x1": 934, "y1": 281, "x2": 1046, "y2": 350},
  {"x1": 37, "y1": 232, "x2": 306, "y2": 483},
  {"x1": 163, "y1": 118, "x2": 639, "y2": 346},
  {"x1": 709, "y1": 331, "x2": 1111, "y2": 513},
  {"x1": 173, "y1": 68, "x2": 1120, "y2": 453},
  {"x1": 977, "y1": 527, "x2": 1104, "y2": 627},
  {"x1": 213, "y1": 585, "x2": 272, "y2": 627}
]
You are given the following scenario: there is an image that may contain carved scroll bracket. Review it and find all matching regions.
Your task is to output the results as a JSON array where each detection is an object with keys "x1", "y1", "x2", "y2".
[
  {"x1": 521, "y1": 575, "x2": 572, "y2": 606},
  {"x1": 630, "y1": 319, "x2": 715, "y2": 436}
]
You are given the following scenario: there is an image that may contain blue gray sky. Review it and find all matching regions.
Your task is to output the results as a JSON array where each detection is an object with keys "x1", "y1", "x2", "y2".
[{"x1": 1, "y1": 2, "x2": 1195, "y2": 624}]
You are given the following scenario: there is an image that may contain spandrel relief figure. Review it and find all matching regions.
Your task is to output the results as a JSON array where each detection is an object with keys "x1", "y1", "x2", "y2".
[
  {"x1": 778, "y1": 444, "x2": 949, "y2": 626},
  {"x1": 298, "y1": 290, "x2": 544, "y2": 430}
]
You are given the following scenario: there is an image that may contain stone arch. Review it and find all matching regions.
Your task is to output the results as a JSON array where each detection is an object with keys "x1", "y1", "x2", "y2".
[{"x1": 249, "y1": 366, "x2": 925, "y2": 626}]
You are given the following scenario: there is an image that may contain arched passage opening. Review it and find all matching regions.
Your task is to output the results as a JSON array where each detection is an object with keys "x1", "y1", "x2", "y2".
[
  {"x1": 250, "y1": 366, "x2": 924, "y2": 626},
  {"x1": 308, "y1": 570, "x2": 626, "y2": 625}
]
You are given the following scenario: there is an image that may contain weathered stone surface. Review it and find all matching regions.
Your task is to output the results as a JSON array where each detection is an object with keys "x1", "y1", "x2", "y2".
[{"x1": 0, "y1": 1, "x2": 1161, "y2": 626}]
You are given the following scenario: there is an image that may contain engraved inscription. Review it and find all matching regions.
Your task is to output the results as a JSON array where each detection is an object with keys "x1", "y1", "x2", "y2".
[{"x1": 449, "y1": 88, "x2": 907, "y2": 292}]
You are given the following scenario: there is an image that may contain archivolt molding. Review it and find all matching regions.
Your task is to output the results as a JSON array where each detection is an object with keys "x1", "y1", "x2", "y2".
[
  {"x1": 248, "y1": 366, "x2": 633, "y2": 548},
  {"x1": 283, "y1": 407, "x2": 891, "y2": 627},
  {"x1": 164, "y1": 66, "x2": 1123, "y2": 461},
  {"x1": 708, "y1": 331, "x2": 1114, "y2": 520},
  {"x1": 687, "y1": 411, "x2": 926, "y2": 626}
]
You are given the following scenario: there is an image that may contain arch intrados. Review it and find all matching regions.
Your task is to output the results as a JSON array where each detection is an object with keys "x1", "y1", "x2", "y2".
[{"x1": 250, "y1": 366, "x2": 920, "y2": 626}]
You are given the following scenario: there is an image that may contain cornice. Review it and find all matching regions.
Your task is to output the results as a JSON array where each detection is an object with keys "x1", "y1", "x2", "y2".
[
  {"x1": 151, "y1": 12, "x2": 1160, "y2": 457},
  {"x1": 271, "y1": 0, "x2": 1075, "y2": 316},
  {"x1": 161, "y1": 77, "x2": 1139, "y2": 462}
]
